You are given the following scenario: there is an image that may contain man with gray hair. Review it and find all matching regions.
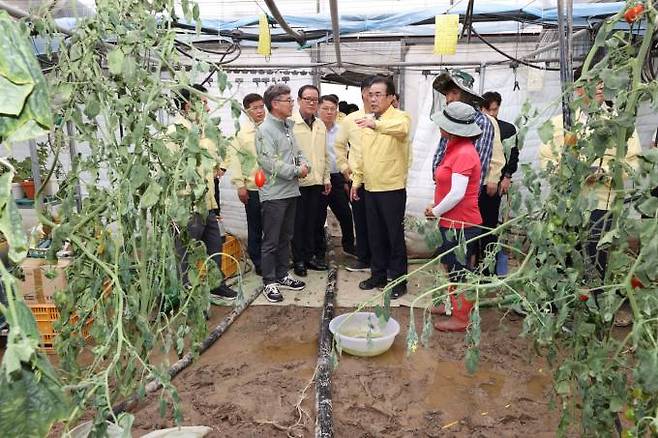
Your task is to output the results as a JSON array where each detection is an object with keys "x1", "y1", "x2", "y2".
[{"x1": 256, "y1": 84, "x2": 310, "y2": 302}]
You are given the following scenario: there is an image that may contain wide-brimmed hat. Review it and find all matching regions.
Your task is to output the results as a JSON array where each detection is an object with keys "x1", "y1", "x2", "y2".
[
  {"x1": 435, "y1": 101, "x2": 482, "y2": 137},
  {"x1": 432, "y1": 69, "x2": 483, "y2": 107}
]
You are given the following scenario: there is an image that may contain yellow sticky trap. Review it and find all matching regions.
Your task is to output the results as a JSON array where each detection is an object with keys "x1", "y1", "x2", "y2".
[
  {"x1": 434, "y1": 14, "x2": 459, "y2": 55},
  {"x1": 257, "y1": 13, "x2": 271, "y2": 56}
]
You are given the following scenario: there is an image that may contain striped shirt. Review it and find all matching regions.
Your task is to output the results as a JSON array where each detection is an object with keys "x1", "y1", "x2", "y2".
[{"x1": 431, "y1": 109, "x2": 494, "y2": 187}]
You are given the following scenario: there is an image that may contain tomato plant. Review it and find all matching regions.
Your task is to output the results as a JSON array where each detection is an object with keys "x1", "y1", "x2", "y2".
[
  {"x1": 1, "y1": 0, "x2": 246, "y2": 435},
  {"x1": 363, "y1": 1, "x2": 658, "y2": 436}
]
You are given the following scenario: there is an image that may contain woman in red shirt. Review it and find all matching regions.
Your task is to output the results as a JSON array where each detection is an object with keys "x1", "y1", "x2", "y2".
[{"x1": 425, "y1": 101, "x2": 483, "y2": 332}]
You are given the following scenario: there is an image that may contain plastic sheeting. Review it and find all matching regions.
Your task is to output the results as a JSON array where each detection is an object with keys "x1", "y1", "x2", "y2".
[{"x1": 191, "y1": 2, "x2": 626, "y2": 35}]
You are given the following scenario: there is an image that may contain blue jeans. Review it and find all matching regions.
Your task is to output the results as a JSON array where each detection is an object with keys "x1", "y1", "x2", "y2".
[{"x1": 437, "y1": 226, "x2": 481, "y2": 282}]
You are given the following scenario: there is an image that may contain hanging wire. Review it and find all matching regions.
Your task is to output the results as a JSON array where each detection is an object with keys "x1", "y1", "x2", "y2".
[{"x1": 469, "y1": 27, "x2": 561, "y2": 71}]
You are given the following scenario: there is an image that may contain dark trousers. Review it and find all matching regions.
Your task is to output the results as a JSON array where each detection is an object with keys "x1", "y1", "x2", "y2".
[
  {"x1": 245, "y1": 190, "x2": 263, "y2": 270},
  {"x1": 352, "y1": 185, "x2": 371, "y2": 263},
  {"x1": 175, "y1": 211, "x2": 224, "y2": 286},
  {"x1": 365, "y1": 189, "x2": 408, "y2": 282},
  {"x1": 477, "y1": 187, "x2": 502, "y2": 267},
  {"x1": 586, "y1": 209, "x2": 612, "y2": 281},
  {"x1": 292, "y1": 185, "x2": 323, "y2": 263},
  {"x1": 261, "y1": 197, "x2": 297, "y2": 285},
  {"x1": 316, "y1": 173, "x2": 355, "y2": 257},
  {"x1": 438, "y1": 226, "x2": 481, "y2": 282}
]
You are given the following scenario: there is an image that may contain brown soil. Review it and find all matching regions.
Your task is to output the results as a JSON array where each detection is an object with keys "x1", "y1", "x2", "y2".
[{"x1": 131, "y1": 305, "x2": 559, "y2": 437}]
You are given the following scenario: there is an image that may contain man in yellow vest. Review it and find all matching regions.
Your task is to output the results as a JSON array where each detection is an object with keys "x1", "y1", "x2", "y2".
[
  {"x1": 350, "y1": 77, "x2": 412, "y2": 299},
  {"x1": 539, "y1": 75, "x2": 641, "y2": 284},
  {"x1": 170, "y1": 84, "x2": 237, "y2": 301},
  {"x1": 291, "y1": 85, "x2": 330, "y2": 277},
  {"x1": 226, "y1": 93, "x2": 266, "y2": 275},
  {"x1": 334, "y1": 77, "x2": 375, "y2": 273}
]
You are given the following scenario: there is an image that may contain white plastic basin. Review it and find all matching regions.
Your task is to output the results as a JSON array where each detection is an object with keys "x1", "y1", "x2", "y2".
[{"x1": 329, "y1": 312, "x2": 400, "y2": 357}]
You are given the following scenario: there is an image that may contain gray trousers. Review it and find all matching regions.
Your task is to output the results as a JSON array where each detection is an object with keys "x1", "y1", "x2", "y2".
[
  {"x1": 261, "y1": 197, "x2": 297, "y2": 285},
  {"x1": 175, "y1": 211, "x2": 224, "y2": 286}
]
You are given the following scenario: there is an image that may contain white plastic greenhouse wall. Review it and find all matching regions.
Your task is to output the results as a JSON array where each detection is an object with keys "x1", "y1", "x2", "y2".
[{"x1": 6, "y1": 40, "x2": 658, "y2": 239}]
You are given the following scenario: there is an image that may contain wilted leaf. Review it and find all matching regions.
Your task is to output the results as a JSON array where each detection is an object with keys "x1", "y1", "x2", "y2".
[
  {"x1": 0, "y1": 76, "x2": 33, "y2": 116},
  {"x1": 538, "y1": 119, "x2": 555, "y2": 145},
  {"x1": 0, "y1": 174, "x2": 28, "y2": 262},
  {"x1": 140, "y1": 181, "x2": 162, "y2": 209},
  {"x1": 108, "y1": 48, "x2": 125, "y2": 75},
  {"x1": 0, "y1": 365, "x2": 70, "y2": 437}
]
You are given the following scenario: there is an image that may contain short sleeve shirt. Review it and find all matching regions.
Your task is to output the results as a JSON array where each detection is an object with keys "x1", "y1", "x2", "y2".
[{"x1": 434, "y1": 137, "x2": 482, "y2": 228}]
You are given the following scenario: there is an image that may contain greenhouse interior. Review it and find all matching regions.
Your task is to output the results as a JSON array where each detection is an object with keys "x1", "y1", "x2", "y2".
[{"x1": 1, "y1": 0, "x2": 657, "y2": 436}]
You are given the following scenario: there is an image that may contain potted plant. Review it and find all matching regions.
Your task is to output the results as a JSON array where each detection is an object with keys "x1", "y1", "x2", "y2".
[{"x1": 4, "y1": 157, "x2": 33, "y2": 199}]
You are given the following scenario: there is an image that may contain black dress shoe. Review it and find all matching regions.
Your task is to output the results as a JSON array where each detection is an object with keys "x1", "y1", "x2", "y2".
[
  {"x1": 358, "y1": 276, "x2": 387, "y2": 290},
  {"x1": 306, "y1": 257, "x2": 328, "y2": 271},
  {"x1": 293, "y1": 262, "x2": 307, "y2": 277},
  {"x1": 391, "y1": 283, "x2": 407, "y2": 299}
]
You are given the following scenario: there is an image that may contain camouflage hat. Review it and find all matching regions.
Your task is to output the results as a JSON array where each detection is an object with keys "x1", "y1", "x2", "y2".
[{"x1": 432, "y1": 69, "x2": 483, "y2": 106}]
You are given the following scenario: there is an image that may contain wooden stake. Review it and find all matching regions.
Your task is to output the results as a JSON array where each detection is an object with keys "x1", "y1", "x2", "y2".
[{"x1": 112, "y1": 287, "x2": 261, "y2": 415}]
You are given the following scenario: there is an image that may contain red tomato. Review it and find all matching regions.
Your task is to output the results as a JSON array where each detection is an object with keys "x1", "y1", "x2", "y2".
[
  {"x1": 578, "y1": 294, "x2": 589, "y2": 302},
  {"x1": 624, "y1": 3, "x2": 644, "y2": 23},
  {"x1": 254, "y1": 168, "x2": 266, "y2": 188},
  {"x1": 630, "y1": 277, "x2": 644, "y2": 289},
  {"x1": 634, "y1": 4, "x2": 645, "y2": 16}
]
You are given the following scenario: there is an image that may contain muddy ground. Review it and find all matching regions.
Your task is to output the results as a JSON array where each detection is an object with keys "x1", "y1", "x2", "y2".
[{"x1": 131, "y1": 304, "x2": 560, "y2": 437}]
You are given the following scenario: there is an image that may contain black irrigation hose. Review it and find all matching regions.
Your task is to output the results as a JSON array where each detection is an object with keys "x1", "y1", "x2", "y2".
[
  {"x1": 469, "y1": 26, "x2": 562, "y2": 71},
  {"x1": 315, "y1": 267, "x2": 337, "y2": 438}
]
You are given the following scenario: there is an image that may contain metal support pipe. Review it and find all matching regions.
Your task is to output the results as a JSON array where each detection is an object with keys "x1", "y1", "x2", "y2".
[
  {"x1": 311, "y1": 45, "x2": 321, "y2": 89},
  {"x1": 28, "y1": 139, "x2": 42, "y2": 203},
  {"x1": 566, "y1": 0, "x2": 574, "y2": 82},
  {"x1": 221, "y1": 56, "x2": 579, "y2": 71},
  {"x1": 479, "y1": 62, "x2": 487, "y2": 95},
  {"x1": 522, "y1": 28, "x2": 589, "y2": 61},
  {"x1": 556, "y1": 0, "x2": 573, "y2": 130},
  {"x1": 328, "y1": 0, "x2": 342, "y2": 68},
  {"x1": 66, "y1": 121, "x2": 82, "y2": 213},
  {"x1": 263, "y1": 0, "x2": 306, "y2": 46},
  {"x1": 398, "y1": 39, "x2": 409, "y2": 109}
]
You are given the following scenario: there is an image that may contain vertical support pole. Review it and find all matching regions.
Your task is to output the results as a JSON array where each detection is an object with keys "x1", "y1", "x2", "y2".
[
  {"x1": 399, "y1": 39, "x2": 408, "y2": 109},
  {"x1": 311, "y1": 44, "x2": 321, "y2": 90},
  {"x1": 566, "y1": 0, "x2": 574, "y2": 80},
  {"x1": 66, "y1": 121, "x2": 82, "y2": 212},
  {"x1": 479, "y1": 62, "x2": 486, "y2": 96},
  {"x1": 556, "y1": 0, "x2": 573, "y2": 130},
  {"x1": 28, "y1": 139, "x2": 42, "y2": 203}
]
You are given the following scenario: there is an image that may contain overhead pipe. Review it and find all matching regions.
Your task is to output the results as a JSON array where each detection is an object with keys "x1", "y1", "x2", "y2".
[
  {"x1": 522, "y1": 28, "x2": 589, "y2": 61},
  {"x1": 263, "y1": 0, "x2": 306, "y2": 46},
  {"x1": 328, "y1": 0, "x2": 342, "y2": 68}
]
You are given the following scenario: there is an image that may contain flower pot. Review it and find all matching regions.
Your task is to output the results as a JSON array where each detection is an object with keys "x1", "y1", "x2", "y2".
[
  {"x1": 21, "y1": 179, "x2": 36, "y2": 200},
  {"x1": 11, "y1": 182, "x2": 24, "y2": 200}
]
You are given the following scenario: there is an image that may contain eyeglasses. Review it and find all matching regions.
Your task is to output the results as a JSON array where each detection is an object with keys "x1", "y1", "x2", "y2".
[
  {"x1": 368, "y1": 92, "x2": 389, "y2": 99},
  {"x1": 273, "y1": 98, "x2": 294, "y2": 103},
  {"x1": 301, "y1": 97, "x2": 319, "y2": 103}
]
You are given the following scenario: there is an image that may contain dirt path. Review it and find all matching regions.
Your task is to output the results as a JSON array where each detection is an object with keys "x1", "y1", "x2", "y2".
[{"x1": 131, "y1": 305, "x2": 559, "y2": 437}]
